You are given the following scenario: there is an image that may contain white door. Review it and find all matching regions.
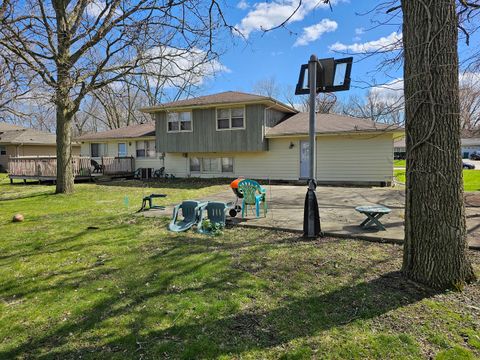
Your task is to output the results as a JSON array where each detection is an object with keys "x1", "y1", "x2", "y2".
[{"x1": 300, "y1": 140, "x2": 309, "y2": 179}]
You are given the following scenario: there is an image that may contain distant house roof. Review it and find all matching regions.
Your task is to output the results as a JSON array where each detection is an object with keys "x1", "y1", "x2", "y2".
[
  {"x1": 0, "y1": 122, "x2": 75, "y2": 146},
  {"x1": 139, "y1": 91, "x2": 297, "y2": 114},
  {"x1": 76, "y1": 122, "x2": 155, "y2": 141},
  {"x1": 266, "y1": 113, "x2": 403, "y2": 137}
]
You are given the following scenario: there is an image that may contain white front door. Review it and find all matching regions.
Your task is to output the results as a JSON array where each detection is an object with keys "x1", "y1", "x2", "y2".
[{"x1": 300, "y1": 140, "x2": 309, "y2": 179}]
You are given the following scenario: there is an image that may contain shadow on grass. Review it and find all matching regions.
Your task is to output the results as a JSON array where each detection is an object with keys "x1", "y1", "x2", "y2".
[
  {"x1": 0, "y1": 230, "x2": 439, "y2": 359},
  {"x1": 99, "y1": 177, "x2": 232, "y2": 190},
  {"x1": 0, "y1": 190, "x2": 54, "y2": 202}
]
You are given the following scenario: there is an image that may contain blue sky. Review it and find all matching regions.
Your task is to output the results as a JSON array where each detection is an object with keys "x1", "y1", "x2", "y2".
[{"x1": 198, "y1": 0, "x2": 479, "y2": 103}]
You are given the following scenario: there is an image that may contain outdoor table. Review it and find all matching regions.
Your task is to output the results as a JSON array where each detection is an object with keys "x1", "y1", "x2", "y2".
[
  {"x1": 355, "y1": 205, "x2": 391, "y2": 231},
  {"x1": 137, "y1": 193, "x2": 167, "y2": 212}
]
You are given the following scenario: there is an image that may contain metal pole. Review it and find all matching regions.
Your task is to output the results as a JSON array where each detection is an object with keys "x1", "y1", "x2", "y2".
[{"x1": 303, "y1": 54, "x2": 321, "y2": 238}]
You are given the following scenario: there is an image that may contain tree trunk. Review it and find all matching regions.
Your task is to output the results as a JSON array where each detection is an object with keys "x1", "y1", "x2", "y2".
[
  {"x1": 55, "y1": 102, "x2": 74, "y2": 194},
  {"x1": 401, "y1": 0, "x2": 476, "y2": 289}
]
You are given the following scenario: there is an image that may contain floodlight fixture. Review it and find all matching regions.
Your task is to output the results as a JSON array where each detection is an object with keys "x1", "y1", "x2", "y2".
[{"x1": 295, "y1": 57, "x2": 353, "y2": 95}]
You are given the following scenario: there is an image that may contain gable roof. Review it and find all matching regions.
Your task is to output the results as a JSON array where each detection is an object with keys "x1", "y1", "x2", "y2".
[
  {"x1": 139, "y1": 91, "x2": 297, "y2": 114},
  {"x1": 266, "y1": 113, "x2": 403, "y2": 137},
  {"x1": 76, "y1": 122, "x2": 155, "y2": 141},
  {"x1": 0, "y1": 122, "x2": 65, "y2": 146}
]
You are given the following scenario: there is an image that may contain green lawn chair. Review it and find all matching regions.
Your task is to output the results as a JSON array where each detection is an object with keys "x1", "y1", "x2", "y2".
[
  {"x1": 238, "y1": 179, "x2": 267, "y2": 218},
  {"x1": 197, "y1": 202, "x2": 228, "y2": 234},
  {"x1": 168, "y1": 200, "x2": 206, "y2": 232}
]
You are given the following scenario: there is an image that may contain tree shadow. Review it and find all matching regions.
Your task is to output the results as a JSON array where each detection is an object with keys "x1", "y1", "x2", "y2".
[
  {"x1": 98, "y1": 178, "x2": 233, "y2": 190},
  {"x1": 0, "y1": 227, "x2": 440, "y2": 359}
]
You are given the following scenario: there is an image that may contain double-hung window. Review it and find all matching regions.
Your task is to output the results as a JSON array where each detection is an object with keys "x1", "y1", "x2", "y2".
[
  {"x1": 0, "y1": 146, "x2": 6, "y2": 155},
  {"x1": 216, "y1": 107, "x2": 245, "y2": 130},
  {"x1": 91, "y1": 143, "x2": 107, "y2": 157},
  {"x1": 136, "y1": 140, "x2": 155, "y2": 158},
  {"x1": 167, "y1": 111, "x2": 192, "y2": 132}
]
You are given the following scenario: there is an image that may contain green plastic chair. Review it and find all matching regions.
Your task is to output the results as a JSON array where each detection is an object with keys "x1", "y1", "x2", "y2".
[
  {"x1": 197, "y1": 202, "x2": 228, "y2": 234},
  {"x1": 238, "y1": 179, "x2": 267, "y2": 218},
  {"x1": 168, "y1": 200, "x2": 206, "y2": 232}
]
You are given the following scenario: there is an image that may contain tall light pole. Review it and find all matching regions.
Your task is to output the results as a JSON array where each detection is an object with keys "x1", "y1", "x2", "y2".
[{"x1": 295, "y1": 55, "x2": 353, "y2": 238}]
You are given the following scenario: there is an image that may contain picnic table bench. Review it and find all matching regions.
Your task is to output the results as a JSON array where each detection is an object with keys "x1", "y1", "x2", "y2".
[{"x1": 355, "y1": 205, "x2": 391, "y2": 231}]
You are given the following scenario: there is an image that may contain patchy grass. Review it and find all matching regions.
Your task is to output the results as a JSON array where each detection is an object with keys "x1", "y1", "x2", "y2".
[
  {"x1": 394, "y1": 169, "x2": 480, "y2": 192},
  {"x1": 0, "y1": 174, "x2": 479, "y2": 359}
]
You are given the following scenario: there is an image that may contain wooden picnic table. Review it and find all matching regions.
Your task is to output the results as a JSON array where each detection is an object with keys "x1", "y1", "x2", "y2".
[{"x1": 355, "y1": 205, "x2": 391, "y2": 231}]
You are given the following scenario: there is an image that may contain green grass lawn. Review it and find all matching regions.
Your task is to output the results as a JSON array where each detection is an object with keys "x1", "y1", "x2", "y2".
[
  {"x1": 394, "y1": 169, "x2": 480, "y2": 192},
  {"x1": 0, "y1": 175, "x2": 479, "y2": 359},
  {"x1": 394, "y1": 160, "x2": 406, "y2": 167}
]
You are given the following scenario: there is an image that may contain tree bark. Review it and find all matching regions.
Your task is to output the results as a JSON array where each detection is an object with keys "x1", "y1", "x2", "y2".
[
  {"x1": 55, "y1": 101, "x2": 74, "y2": 194},
  {"x1": 401, "y1": 0, "x2": 476, "y2": 289}
]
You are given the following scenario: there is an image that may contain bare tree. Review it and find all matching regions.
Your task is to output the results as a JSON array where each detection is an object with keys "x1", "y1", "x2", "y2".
[
  {"x1": 341, "y1": 91, "x2": 404, "y2": 124},
  {"x1": 252, "y1": 76, "x2": 282, "y2": 98},
  {"x1": 401, "y1": 0, "x2": 476, "y2": 288},
  {"x1": 459, "y1": 72, "x2": 480, "y2": 132},
  {"x1": 0, "y1": 0, "x2": 229, "y2": 193}
]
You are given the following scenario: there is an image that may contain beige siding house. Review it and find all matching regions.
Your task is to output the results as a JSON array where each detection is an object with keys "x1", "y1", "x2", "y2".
[
  {"x1": 76, "y1": 123, "x2": 161, "y2": 173},
  {"x1": 0, "y1": 122, "x2": 80, "y2": 171},
  {"x1": 141, "y1": 91, "x2": 403, "y2": 186}
]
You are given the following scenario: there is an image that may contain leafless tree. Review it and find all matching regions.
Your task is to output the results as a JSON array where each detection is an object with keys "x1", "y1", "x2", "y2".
[
  {"x1": 0, "y1": 0, "x2": 230, "y2": 193},
  {"x1": 340, "y1": 91, "x2": 403, "y2": 124},
  {"x1": 459, "y1": 72, "x2": 480, "y2": 132}
]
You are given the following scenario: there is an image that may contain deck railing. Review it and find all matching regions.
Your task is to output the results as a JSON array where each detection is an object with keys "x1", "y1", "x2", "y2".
[
  {"x1": 8, "y1": 156, "x2": 134, "y2": 178},
  {"x1": 102, "y1": 156, "x2": 135, "y2": 175}
]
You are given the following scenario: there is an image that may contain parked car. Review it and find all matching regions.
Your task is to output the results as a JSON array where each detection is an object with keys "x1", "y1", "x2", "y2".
[
  {"x1": 470, "y1": 152, "x2": 480, "y2": 160},
  {"x1": 463, "y1": 162, "x2": 475, "y2": 170}
]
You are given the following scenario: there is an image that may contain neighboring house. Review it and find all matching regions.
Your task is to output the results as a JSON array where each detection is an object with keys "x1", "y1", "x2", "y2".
[
  {"x1": 0, "y1": 122, "x2": 80, "y2": 171},
  {"x1": 140, "y1": 91, "x2": 403, "y2": 186},
  {"x1": 76, "y1": 122, "x2": 159, "y2": 173},
  {"x1": 394, "y1": 136, "x2": 480, "y2": 159}
]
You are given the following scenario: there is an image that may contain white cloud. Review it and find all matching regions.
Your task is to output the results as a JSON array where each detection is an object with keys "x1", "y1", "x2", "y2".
[
  {"x1": 355, "y1": 27, "x2": 365, "y2": 35},
  {"x1": 237, "y1": 0, "x2": 249, "y2": 10},
  {"x1": 143, "y1": 47, "x2": 230, "y2": 88},
  {"x1": 329, "y1": 31, "x2": 402, "y2": 53},
  {"x1": 85, "y1": 0, "x2": 122, "y2": 19},
  {"x1": 370, "y1": 78, "x2": 404, "y2": 105},
  {"x1": 236, "y1": 0, "x2": 343, "y2": 38},
  {"x1": 293, "y1": 19, "x2": 338, "y2": 47}
]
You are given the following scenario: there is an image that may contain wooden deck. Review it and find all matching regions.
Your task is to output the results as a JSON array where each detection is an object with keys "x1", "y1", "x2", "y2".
[{"x1": 8, "y1": 156, "x2": 135, "y2": 183}]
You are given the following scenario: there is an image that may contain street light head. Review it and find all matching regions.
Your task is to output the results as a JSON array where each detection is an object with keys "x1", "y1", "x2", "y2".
[{"x1": 295, "y1": 56, "x2": 353, "y2": 95}]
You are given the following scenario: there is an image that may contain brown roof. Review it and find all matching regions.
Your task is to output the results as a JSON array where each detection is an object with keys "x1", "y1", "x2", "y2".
[
  {"x1": 266, "y1": 113, "x2": 403, "y2": 137},
  {"x1": 0, "y1": 122, "x2": 73, "y2": 146},
  {"x1": 140, "y1": 91, "x2": 297, "y2": 113},
  {"x1": 76, "y1": 122, "x2": 155, "y2": 141}
]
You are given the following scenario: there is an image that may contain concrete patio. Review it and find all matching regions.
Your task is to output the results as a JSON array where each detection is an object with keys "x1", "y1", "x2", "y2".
[{"x1": 145, "y1": 185, "x2": 480, "y2": 249}]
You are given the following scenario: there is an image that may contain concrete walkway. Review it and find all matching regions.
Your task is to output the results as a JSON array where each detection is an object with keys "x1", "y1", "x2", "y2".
[{"x1": 145, "y1": 185, "x2": 480, "y2": 249}]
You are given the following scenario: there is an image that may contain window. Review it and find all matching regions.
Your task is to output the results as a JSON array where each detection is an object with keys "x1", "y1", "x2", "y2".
[
  {"x1": 136, "y1": 140, "x2": 155, "y2": 158},
  {"x1": 190, "y1": 157, "x2": 200, "y2": 172},
  {"x1": 216, "y1": 107, "x2": 245, "y2": 130},
  {"x1": 0, "y1": 146, "x2": 6, "y2": 155},
  {"x1": 190, "y1": 157, "x2": 234, "y2": 174},
  {"x1": 118, "y1": 143, "x2": 127, "y2": 157},
  {"x1": 202, "y1": 158, "x2": 220, "y2": 173},
  {"x1": 91, "y1": 143, "x2": 107, "y2": 157},
  {"x1": 221, "y1": 158, "x2": 233, "y2": 173},
  {"x1": 167, "y1": 111, "x2": 192, "y2": 132}
]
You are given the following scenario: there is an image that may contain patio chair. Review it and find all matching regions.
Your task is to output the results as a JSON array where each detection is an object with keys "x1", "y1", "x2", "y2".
[
  {"x1": 153, "y1": 167, "x2": 165, "y2": 178},
  {"x1": 90, "y1": 159, "x2": 103, "y2": 173},
  {"x1": 168, "y1": 200, "x2": 206, "y2": 232},
  {"x1": 238, "y1": 179, "x2": 267, "y2": 218},
  {"x1": 197, "y1": 202, "x2": 228, "y2": 234}
]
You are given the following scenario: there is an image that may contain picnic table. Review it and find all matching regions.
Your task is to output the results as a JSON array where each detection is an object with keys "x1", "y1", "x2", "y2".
[{"x1": 355, "y1": 205, "x2": 391, "y2": 231}]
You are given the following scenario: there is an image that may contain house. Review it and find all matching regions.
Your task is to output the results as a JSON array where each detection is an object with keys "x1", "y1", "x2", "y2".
[
  {"x1": 140, "y1": 91, "x2": 403, "y2": 186},
  {"x1": 76, "y1": 122, "x2": 159, "y2": 176},
  {"x1": 0, "y1": 122, "x2": 80, "y2": 171},
  {"x1": 394, "y1": 135, "x2": 480, "y2": 159}
]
